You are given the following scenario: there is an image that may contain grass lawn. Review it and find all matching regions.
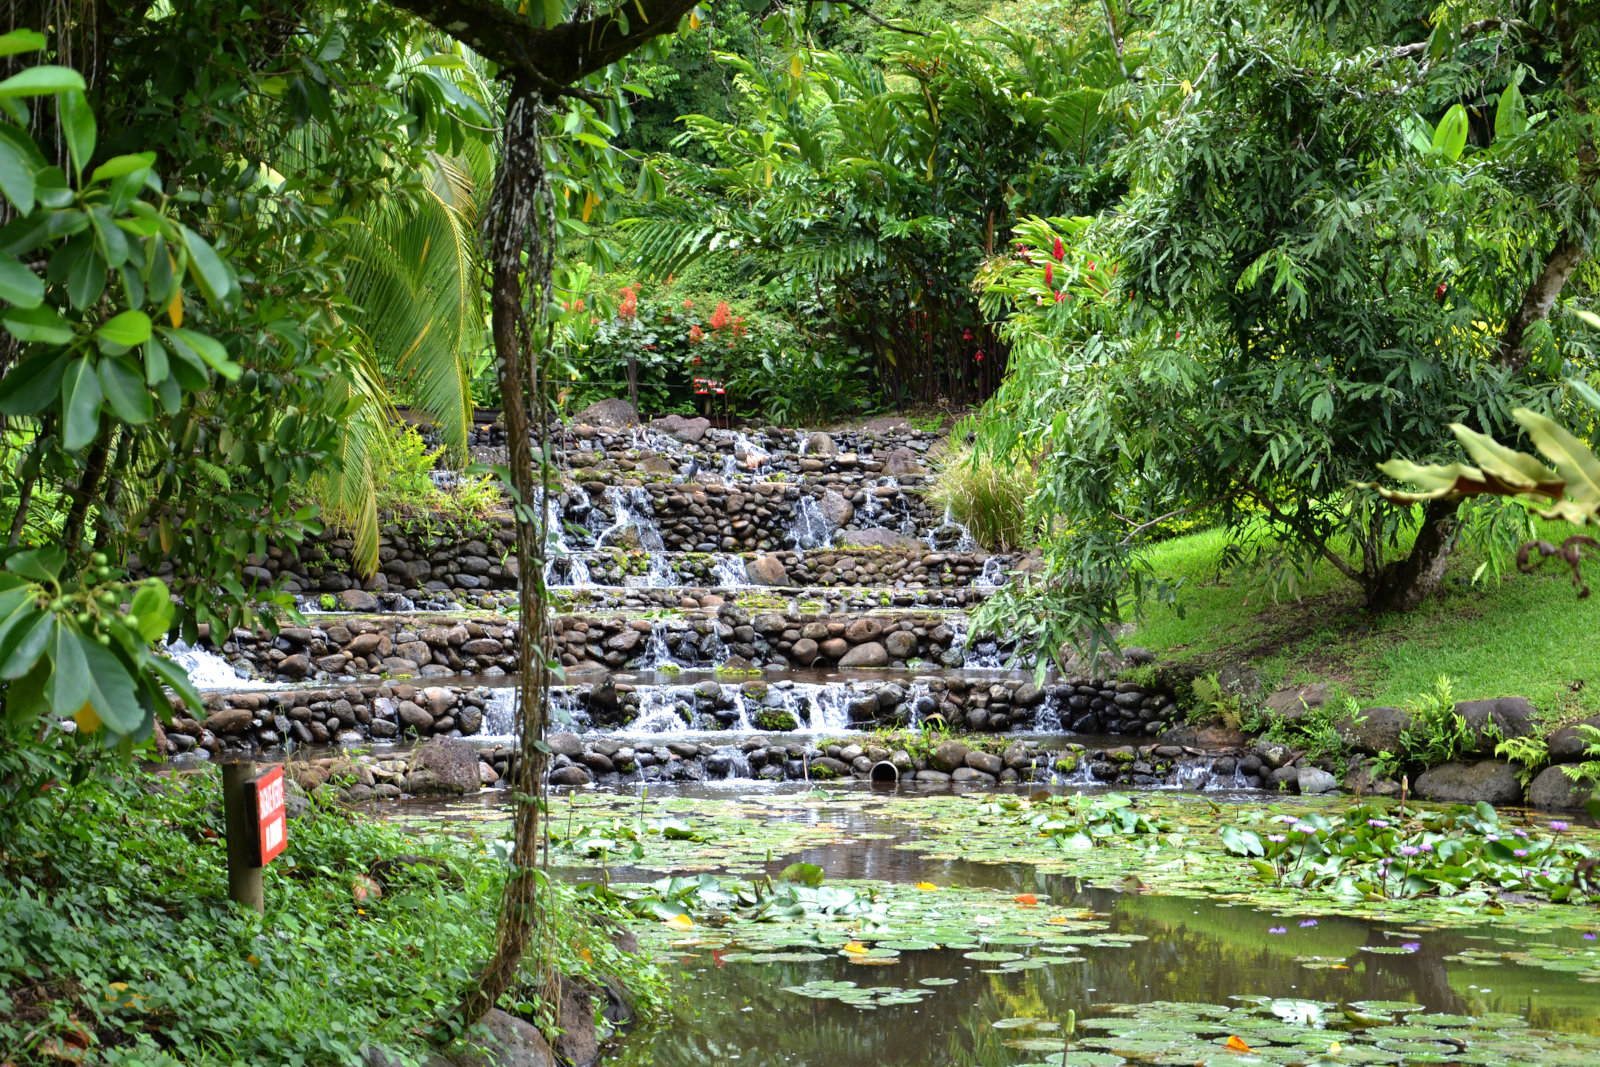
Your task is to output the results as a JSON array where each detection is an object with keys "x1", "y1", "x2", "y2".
[{"x1": 1124, "y1": 519, "x2": 1600, "y2": 722}]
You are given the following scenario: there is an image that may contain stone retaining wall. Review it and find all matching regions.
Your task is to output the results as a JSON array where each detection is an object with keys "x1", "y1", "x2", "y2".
[
  {"x1": 165, "y1": 683, "x2": 504, "y2": 754},
  {"x1": 199, "y1": 614, "x2": 520, "y2": 683}
]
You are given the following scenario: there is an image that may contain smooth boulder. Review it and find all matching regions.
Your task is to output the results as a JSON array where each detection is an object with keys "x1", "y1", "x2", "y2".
[
  {"x1": 575, "y1": 398, "x2": 637, "y2": 427},
  {"x1": 1414, "y1": 760, "x2": 1523, "y2": 805}
]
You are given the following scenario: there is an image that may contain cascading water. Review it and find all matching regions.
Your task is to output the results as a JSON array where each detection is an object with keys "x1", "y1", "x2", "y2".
[
  {"x1": 599, "y1": 486, "x2": 675, "y2": 587},
  {"x1": 789, "y1": 495, "x2": 834, "y2": 552},
  {"x1": 482, "y1": 688, "x2": 519, "y2": 738},
  {"x1": 544, "y1": 487, "x2": 593, "y2": 587},
  {"x1": 710, "y1": 555, "x2": 747, "y2": 587},
  {"x1": 801, "y1": 684, "x2": 854, "y2": 732},
  {"x1": 974, "y1": 556, "x2": 1006, "y2": 589},
  {"x1": 948, "y1": 619, "x2": 1004, "y2": 670},
  {"x1": 857, "y1": 476, "x2": 920, "y2": 537},
  {"x1": 168, "y1": 642, "x2": 273, "y2": 690}
]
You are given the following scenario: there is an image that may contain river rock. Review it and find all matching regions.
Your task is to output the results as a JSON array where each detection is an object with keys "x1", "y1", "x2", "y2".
[
  {"x1": 548, "y1": 732, "x2": 584, "y2": 758},
  {"x1": 337, "y1": 589, "x2": 381, "y2": 612},
  {"x1": 744, "y1": 555, "x2": 791, "y2": 586},
  {"x1": 596, "y1": 523, "x2": 644, "y2": 551},
  {"x1": 1550, "y1": 715, "x2": 1600, "y2": 762},
  {"x1": 1263, "y1": 682, "x2": 1330, "y2": 721},
  {"x1": 1336, "y1": 706, "x2": 1410, "y2": 755},
  {"x1": 930, "y1": 739, "x2": 970, "y2": 772},
  {"x1": 1414, "y1": 760, "x2": 1523, "y2": 805},
  {"x1": 818, "y1": 638, "x2": 849, "y2": 660},
  {"x1": 650, "y1": 414, "x2": 711, "y2": 442},
  {"x1": 791, "y1": 638, "x2": 819, "y2": 665},
  {"x1": 965, "y1": 750, "x2": 1004, "y2": 776},
  {"x1": 881, "y1": 447, "x2": 924, "y2": 476},
  {"x1": 203, "y1": 708, "x2": 255, "y2": 735},
  {"x1": 1295, "y1": 767, "x2": 1337, "y2": 795},
  {"x1": 410, "y1": 739, "x2": 480, "y2": 795},
  {"x1": 575, "y1": 398, "x2": 638, "y2": 428},
  {"x1": 837, "y1": 528, "x2": 926, "y2": 551},
  {"x1": 1456, "y1": 697, "x2": 1537, "y2": 751},
  {"x1": 838, "y1": 641, "x2": 888, "y2": 668},
  {"x1": 422, "y1": 1007, "x2": 556, "y2": 1067},
  {"x1": 1526, "y1": 765, "x2": 1593, "y2": 810},
  {"x1": 884, "y1": 630, "x2": 917, "y2": 658},
  {"x1": 549, "y1": 765, "x2": 592, "y2": 787},
  {"x1": 806, "y1": 431, "x2": 838, "y2": 456},
  {"x1": 819, "y1": 488, "x2": 854, "y2": 526},
  {"x1": 808, "y1": 756, "x2": 851, "y2": 779}
]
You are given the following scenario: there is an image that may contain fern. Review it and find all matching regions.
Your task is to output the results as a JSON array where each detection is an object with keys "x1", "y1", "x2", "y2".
[{"x1": 1495, "y1": 734, "x2": 1551, "y2": 788}]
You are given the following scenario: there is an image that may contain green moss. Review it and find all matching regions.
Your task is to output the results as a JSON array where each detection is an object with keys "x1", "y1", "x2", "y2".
[
  {"x1": 754, "y1": 709, "x2": 799, "y2": 732},
  {"x1": 1054, "y1": 755, "x2": 1077, "y2": 774},
  {"x1": 807, "y1": 764, "x2": 840, "y2": 780}
]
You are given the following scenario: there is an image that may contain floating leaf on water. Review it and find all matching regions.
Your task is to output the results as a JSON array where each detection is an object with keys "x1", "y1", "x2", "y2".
[
  {"x1": 718, "y1": 951, "x2": 830, "y2": 963},
  {"x1": 1348, "y1": 1000, "x2": 1425, "y2": 1014},
  {"x1": 993, "y1": 1017, "x2": 1045, "y2": 1029},
  {"x1": 1225, "y1": 1035, "x2": 1254, "y2": 1052},
  {"x1": 963, "y1": 950, "x2": 1024, "y2": 962}
]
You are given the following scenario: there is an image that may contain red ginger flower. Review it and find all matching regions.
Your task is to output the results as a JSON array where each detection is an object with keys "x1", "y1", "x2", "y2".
[
  {"x1": 1052, "y1": 237, "x2": 1064, "y2": 261},
  {"x1": 710, "y1": 301, "x2": 732, "y2": 331},
  {"x1": 1045, "y1": 263, "x2": 1054, "y2": 288},
  {"x1": 689, "y1": 324, "x2": 704, "y2": 343},
  {"x1": 618, "y1": 286, "x2": 638, "y2": 320}
]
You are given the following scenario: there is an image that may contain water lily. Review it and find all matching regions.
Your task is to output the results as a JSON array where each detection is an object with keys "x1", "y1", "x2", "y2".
[
  {"x1": 1268, "y1": 926, "x2": 1286, "y2": 934},
  {"x1": 1299, "y1": 919, "x2": 1317, "y2": 927},
  {"x1": 1551, "y1": 821, "x2": 1570, "y2": 832},
  {"x1": 1401, "y1": 942, "x2": 1421, "y2": 952},
  {"x1": 1268, "y1": 834, "x2": 1286, "y2": 843},
  {"x1": 1398, "y1": 845, "x2": 1420, "y2": 856}
]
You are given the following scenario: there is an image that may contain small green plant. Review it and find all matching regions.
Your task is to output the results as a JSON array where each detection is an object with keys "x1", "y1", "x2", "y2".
[
  {"x1": 319, "y1": 593, "x2": 338, "y2": 611},
  {"x1": 1495, "y1": 734, "x2": 1552, "y2": 787},
  {"x1": 1557, "y1": 725, "x2": 1600, "y2": 793},
  {"x1": 1398, "y1": 675, "x2": 1478, "y2": 767},
  {"x1": 1187, "y1": 672, "x2": 1246, "y2": 731}
]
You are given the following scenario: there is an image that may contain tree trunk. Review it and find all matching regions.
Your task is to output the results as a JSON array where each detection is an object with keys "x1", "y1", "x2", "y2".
[
  {"x1": 457, "y1": 80, "x2": 555, "y2": 1029},
  {"x1": 1364, "y1": 497, "x2": 1459, "y2": 613},
  {"x1": 1499, "y1": 235, "x2": 1587, "y2": 372}
]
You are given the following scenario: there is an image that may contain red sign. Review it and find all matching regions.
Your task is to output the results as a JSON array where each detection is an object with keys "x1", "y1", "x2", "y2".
[{"x1": 251, "y1": 766, "x2": 287, "y2": 867}]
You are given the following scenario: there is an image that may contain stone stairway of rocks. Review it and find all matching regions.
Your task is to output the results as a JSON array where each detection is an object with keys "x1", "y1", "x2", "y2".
[{"x1": 165, "y1": 410, "x2": 1242, "y2": 797}]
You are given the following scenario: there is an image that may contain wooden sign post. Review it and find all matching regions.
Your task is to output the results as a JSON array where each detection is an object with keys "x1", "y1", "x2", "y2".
[{"x1": 221, "y1": 762, "x2": 288, "y2": 913}]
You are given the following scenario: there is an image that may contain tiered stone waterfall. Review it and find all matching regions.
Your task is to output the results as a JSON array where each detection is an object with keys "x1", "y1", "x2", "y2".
[{"x1": 166, "y1": 415, "x2": 1250, "y2": 793}]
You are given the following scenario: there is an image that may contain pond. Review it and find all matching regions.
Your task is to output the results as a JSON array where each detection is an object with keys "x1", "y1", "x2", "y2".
[{"x1": 396, "y1": 782, "x2": 1600, "y2": 1066}]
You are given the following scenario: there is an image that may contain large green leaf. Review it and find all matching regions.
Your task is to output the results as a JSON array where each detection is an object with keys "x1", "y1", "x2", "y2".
[
  {"x1": 3, "y1": 305, "x2": 74, "y2": 344},
  {"x1": 95, "y1": 309, "x2": 152, "y2": 353},
  {"x1": 0, "y1": 131, "x2": 37, "y2": 213},
  {"x1": 1431, "y1": 104, "x2": 1468, "y2": 161},
  {"x1": 0, "y1": 349, "x2": 68, "y2": 415},
  {"x1": 0, "y1": 254, "x2": 44, "y2": 306},
  {"x1": 79, "y1": 633, "x2": 144, "y2": 734},
  {"x1": 1514, "y1": 407, "x2": 1600, "y2": 522},
  {"x1": 1494, "y1": 82, "x2": 1526, "y2": 140},
  {"x1": 0, "y1": 65, "x2": 87, "y2": 97},
  {"x1": 59, "y1": 89, "x2": 95, "y2": 177},
  {"x1": 0, "y1": 29, "x2": 47, "y2": 56},
  {"x1": 60, "y1": 356, "x2": 104, "y2": 450},
  {"x1": 130, "y1": 580, "x2": 174, "y2": 642},
  {"x1": 49, "y1": 620, "x2": 88, "y2": 718},
  {"x1": 178, "y1": 225, "x2": 234, "y2": 307},
  {"x1": 0, "y1": 609, "x2": 50, "y2": 678},
  {"x1": 98, "y1": 355, "x2": 152, "y2": 424}
]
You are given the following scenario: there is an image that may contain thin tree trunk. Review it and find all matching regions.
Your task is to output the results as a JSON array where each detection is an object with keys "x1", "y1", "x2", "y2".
[
  {"x1": 61, "y1": 424, "x2": 111, "y2": 555},
  {"x1": 1364, "y1": 497, "x2": 1459, "y2": 613},
  {"x1": 1499, "y1": 235, "x2": 1587, "y2": 371},
  {"x1": 457, "y1": 80, "x2": 555, "y2": 1028}
]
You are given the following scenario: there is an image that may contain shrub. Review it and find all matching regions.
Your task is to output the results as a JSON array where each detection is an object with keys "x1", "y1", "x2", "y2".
[{"x1": 926, "y1": 439, "x2": 1039, "y2": 551}]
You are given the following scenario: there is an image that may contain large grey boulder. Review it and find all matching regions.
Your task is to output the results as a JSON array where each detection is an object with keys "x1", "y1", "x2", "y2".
[
  {"x1": 1456, "y1": 696, "x2": 1537, "y2": 752},
  {"x1": 930, "y1": 739, "x2": 970, "y2": 772},
  {"x1": 838, "y1": 528, "x2": 926, "y2": 551},
  {"x1": 1295, "y1": 767, "x2": 1338, "y2": 795},
  {"x1": 421, "y1": 1008, "x2": 556, "y2": 1067},
  {"x1": 575, "y1": 398, "x2": 637, "y2": 427},
  {"x1": 881, "y1": 447, "x2": 925, "y2": 476},
  {"x1": 744, "y1": 555, "x2": 791, "y2": 586},
  {"x1": 839, "y1": 641, "x2": 889, "y2": 668},
  {"x1": 806, "y1": 431, "x2": 838, "y2": 457},
  {"x1": 819, "y1": 488, "x2": 855, "y2": 527},
  {"x1": 1549, "y1": 715, "x2": 1600, "y2": 762},
  {"x1": 1263, "y1": 682, "x2": 1331, "y2": 721},
  {"x1": 1526, "y1": 766, "x2": 1593, "y2": 811},
  {"x1": 1414, "y1": 760, "x2": 1523, "y2": 805},
  {"x1": 1335, "y1": 706, "x2": 1410, "y2": 755},
  {"x1": 650, "y1": 413, "x2": 710, "y2": 442},
  {"x1": 409, "y1": 739, "x2": 480, "y2": 795}
]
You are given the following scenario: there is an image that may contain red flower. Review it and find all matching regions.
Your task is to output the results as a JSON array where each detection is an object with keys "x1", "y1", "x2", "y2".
[
  {"x1": 1088, "y1": 261, "x2": 1096, "y2": 272},
  {"x1": 975, "y1": 349, "x2": 985, "y2": 362},
  {"x1": 689, "y1": 324, "x2": 704, "y2": 343},
  {"x1": 1054, "y1": 291, "x2": 1065, "y2": 303},
  {"x1": 682, "y1": 298, "x2": 694, "y2": 309},
  {"x1": 618, "y1": 286, "x2": 638, "y2": 320},
  {"x1": 1434, "y1": 281, "x2": 1447, "y2": 301},
  {"x1": 575, "y1": 297, "x2": 585, "y2": 311},
  {"x1": 1045, "y1": 263, "x2": 1054, "y2": 288},
  {"x1": 962, "y1": 329, "x2": 973, "y2": 341},
  {"x1": 1052, "y1": 237, "x2": 1064, "y2": 262},
  {"x1": 710, "y1": 301, "x2": 732, "y2": 331}
]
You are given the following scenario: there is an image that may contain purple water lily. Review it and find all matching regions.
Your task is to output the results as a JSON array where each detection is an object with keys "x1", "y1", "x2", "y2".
[
  {"x1": 1269, "y1": 926, "x2": 1287, "y2": 934},
  {"x1": 1299, "y1": 919, "x2": 1317, "y2": 928}
]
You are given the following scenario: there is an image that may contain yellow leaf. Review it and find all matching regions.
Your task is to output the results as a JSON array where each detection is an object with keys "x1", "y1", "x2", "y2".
[
  {"x1": 790, "y1": 53, "x2": 804, "y2": 78},
  {"x1": 915, "y1": 881, "x2": 939, "y2": 891},
  {"x1": 841, "y1": 940, "x2": 868, "y2": 954},
  {"x1": 74, "y1": 703, "x2": 102, "y2": 734},
  {"x1": 518, "y1": 0, "x2": 528, "y2": 13},
  {"x1": 1226, "y1": 1035, "x2": 1253, "y2": 1053},
  {"x1": 579, "y1": 947, "x2": 593, "y2": 963},
  {"x1": 665, "y1": 914, "x2": 693, "y2": 930},
  {"x1": 167, "y1": 287, "x2": 183, "y2": 327},
  {"x1": 764, "y1": 161, "x2": 772, "y2": 187},
  {"x1": 581, "y1": 190, "x2": 596, "y2": 223},
  {"x1": 690, "y1": 9, "x2": 700, "y2": 29},
  {"x1": 1329, "y1": 1041, "x2": 1342, "y2": 1054},
  {"x1": 109, "y1": 982, "x2": 129, "y2": 992},
  {"x1": 247, "y1": 954, "x2": 259, "y2": 965}
]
